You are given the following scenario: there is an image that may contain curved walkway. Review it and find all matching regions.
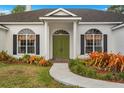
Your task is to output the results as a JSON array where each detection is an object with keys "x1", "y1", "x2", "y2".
[{"x1": 50, "y1": 63, "x2": 124, "y2": 88}]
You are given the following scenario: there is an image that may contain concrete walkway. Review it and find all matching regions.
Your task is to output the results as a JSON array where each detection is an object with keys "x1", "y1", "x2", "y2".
[{"x1": 49, "y1": 63, "x2": 124, "y2": 88}]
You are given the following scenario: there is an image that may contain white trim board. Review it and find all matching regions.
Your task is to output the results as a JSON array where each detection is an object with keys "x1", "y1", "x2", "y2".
[
  {"x1": 112, "y1": 23, "x2": 124, "y2": 30},
  {"x1": 39, "y1": 17, "x2": 82, "y2": 20},
  {"x1": 79, "y1": 22, "x2": 123, "y2": 25},
  {"x1": 0, "y1": 21, "x2": 122, "y2": 25},
  {"x1": 0, "y1": 22, "x2": 44, "y2": 24},
  {"x1": 0, "y1": 25, "x2": 9, "y2": 30},
  {"x1": 45, "y1": 8, "x2": 77, "y2": 17}
]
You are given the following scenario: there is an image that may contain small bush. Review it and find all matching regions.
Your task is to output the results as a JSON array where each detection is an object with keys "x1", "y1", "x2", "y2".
[
  {"x1": 19, "y1": 55, "x2": 52, "y2": 67},
  {"x1": 103, "y1": 73, "x2": 113, "y2": 80},
  {"x1": 39, "y1": 60, "x2": 52, "y2": 66},
  {"x1": 85, "y1": 68, "x2": 96, "y2": 78},
  {"x1": 95, "y1": 73, "x2": 113, "y2": 80},
  {"x1": 0, "y1": 51, "x2": 11, "y2": 61},
  {"x1": 69, "y1": 59, "x2": 96, "y2": 78},
  {"x1": 0, "y1": 51, "x2": 52, "y2": 66},
  {"x1": 20, "y1": 54, "x2": 30, "y2": 63},
  {"x1": 119, "y1": 72, "x2": 124, "y2": 80},
  {"x1": 0, "y1": 51, "x2": 20, "y2": 64},
  {"x1": 7, "y1": 57, "x2": 18, "y2": 63}
]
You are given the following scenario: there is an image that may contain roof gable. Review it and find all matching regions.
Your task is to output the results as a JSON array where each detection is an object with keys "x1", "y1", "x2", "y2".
[{"x1": 45, "y1": 8, "x2": 77, "y2": 17}]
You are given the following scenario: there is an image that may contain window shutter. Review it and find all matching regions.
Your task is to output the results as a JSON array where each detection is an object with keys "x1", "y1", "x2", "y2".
[
  {"x1": 103, "y1": 34, "x2": 107, "y2": 52},
  {"x1": 81, "y1": 35, "x2": 85, "y2": 54},
  {"x1": 13, "y1": 35, "x2": 17, "y2": 55},
  {"x1": 36, "y1": 35, "x2": 40, "y2": 55}
]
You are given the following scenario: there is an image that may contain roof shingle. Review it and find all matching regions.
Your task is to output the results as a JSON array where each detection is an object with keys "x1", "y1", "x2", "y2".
[{"x1": 0, "y1": 9, "x2": 124, "y2": 22}]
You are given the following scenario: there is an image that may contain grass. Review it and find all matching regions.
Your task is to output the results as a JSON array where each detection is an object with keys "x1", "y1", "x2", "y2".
[{"x1": 0, "y1": 62, "x2": 75, "y2": 88}]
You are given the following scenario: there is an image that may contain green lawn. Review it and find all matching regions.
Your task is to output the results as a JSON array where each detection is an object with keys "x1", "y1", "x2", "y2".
[{"x1": 0, "y1": 62, "x2": 74, "y2": 88}]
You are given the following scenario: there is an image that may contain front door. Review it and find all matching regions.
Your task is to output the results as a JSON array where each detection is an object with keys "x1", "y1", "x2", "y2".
[{"x1": 53, "y1": 35, "x2": 69, "y2": 59}]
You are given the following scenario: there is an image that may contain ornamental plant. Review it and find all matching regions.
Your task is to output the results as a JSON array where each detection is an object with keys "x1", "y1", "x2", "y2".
[
  {"x1": 29, "y1": 55, "x2": 36, "y2": 64},
  {"x1": 39, "y1": 58, "x2": 47, "y2": 66},
  {"x1": 89, "y1": 52, "x2": 124, "y2": 72},
  {"x1": 0, "y1": 51, "x2": 11, "y2": 61},
  {"x1": 19, "y1": 54, "x2": 52, "y2": 66},
  {"x1": 27, "y1": 55, "x2": 52, "y2": 66},
  {"x1": 21, "y1": 54, "x2": 30, "y2": 63},
  {"x1": 0, "y1": 51, "x2": 19, "y2": 64}
]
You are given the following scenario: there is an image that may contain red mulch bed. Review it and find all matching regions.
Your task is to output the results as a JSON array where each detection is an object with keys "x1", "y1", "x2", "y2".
[{"x1": 97, "y1": 69, "x2": 109, "y2": 74}]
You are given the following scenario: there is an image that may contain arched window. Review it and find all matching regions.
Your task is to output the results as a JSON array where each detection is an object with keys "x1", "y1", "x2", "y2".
[
  {"x1": 17, "y1": 28, "x2": 36, "y2": 54},
  {"x1": 18, "y1": 28, "x2": 35, "y2": 34},
  {"x1": 85, "y1": 29, "x2": 103, "y2": 53},
  {"x1": 53, "y1": 30, "x2": 69, "y2": 35}
]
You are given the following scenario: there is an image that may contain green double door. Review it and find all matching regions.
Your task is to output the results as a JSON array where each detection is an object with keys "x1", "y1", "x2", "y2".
[{"x1": 53, "y1": 35, "x2": 69, "y2": 59}]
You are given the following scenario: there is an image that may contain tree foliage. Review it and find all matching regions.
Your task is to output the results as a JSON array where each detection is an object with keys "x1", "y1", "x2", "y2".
[
  {"x1": 11, "y1": 5, "x2": 25, "y2": 14},
  {"x1": 0, "y1": 13, "x2": 6, "y2": 16},
  {"x1": 107, "y1": 5, "x2": 124, "y2": 13}
]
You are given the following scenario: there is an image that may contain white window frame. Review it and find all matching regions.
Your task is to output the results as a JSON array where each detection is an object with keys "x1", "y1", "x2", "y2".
[
  {"x1": 84, "y1": 34, "x2": 103, "y2": 54},
  {"x1": 17, "y1": 34, "x2": 36, "y2": 55}
]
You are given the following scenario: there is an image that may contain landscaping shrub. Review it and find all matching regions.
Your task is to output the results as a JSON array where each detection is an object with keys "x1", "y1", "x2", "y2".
[
  {"x1": 7, "y1": 56, "x2": 18, "y2": 63},
  {"x1": 118, "y1": 72, "x2": 124, "y2": 80},
  {"x1": 19, "y1": 55, "x2": 52, "y2": 66},
  {"x1": 69, "y1": 59, "x2": 96, "y2": 78},
  {"x1": 39, "y1": 60, "x2": 52, "y2": 66},
  {"x1": 20, "y1": 54, "x2": 30, "y2": 63},
  {"x1": 0, "y1": 51, "x2": 20, "y2": 64},
  {"x1": 0, "y1": 51, "x2": 52, "y2": 66},
  {"x1": 69, "y1": 53, "x2": 124, "y2": 82},
  {"x1": 69, "y1": 58, "x2": 124, "y2": 81},
  {"x1": 0, "y1": 51, "x2": 11, "y2": 61},
  {"x1": 85, "y1": 68, "x2": 96, "y2": 78},
  {"x1": 89, "y1": 52, "x2": 124, "y2": 72},
  {"x1": 103, "y1": 73, "x2": 113, "y2": 80},
  {"x1": 95, "y1": 73, "x2": 113, "y2": 80}
]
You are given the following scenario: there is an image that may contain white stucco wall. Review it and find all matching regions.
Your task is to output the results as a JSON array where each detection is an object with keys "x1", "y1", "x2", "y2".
[
  {"x1": 1, "y1": 23, "x2": 117, "y2": 59},
  {"x1": 77, "y1": 24, "x2": 115, "y2": 56},
  {"x1": 112, "y1": 27, "x2": 124, "y2": 54},
  {"x1": 4, "y1": 22, "x2": 74, "y2": 59},
  {"x1": 48, "y1": 23, "x2": 115, "y2": 59},
  {"x1": 0, "y1": 29, "x2": 7, "y2": 51}
]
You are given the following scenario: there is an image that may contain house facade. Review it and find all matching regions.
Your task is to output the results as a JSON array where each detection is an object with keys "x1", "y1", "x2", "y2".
[{"x1": 0, "y1": 8, "x2": 124, "y2": 60}]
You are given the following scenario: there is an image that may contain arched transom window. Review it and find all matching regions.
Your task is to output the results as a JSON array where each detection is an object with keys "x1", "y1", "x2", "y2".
[
  {"x1": 85, "y1": 29, "x2": 103, "y2": 53},
  {"x1": 53, "y1": 30, "x2": 69, "y2": 35},
  {"x1": 17, "y1": 29, "x2": 36, "y2": 54}
]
